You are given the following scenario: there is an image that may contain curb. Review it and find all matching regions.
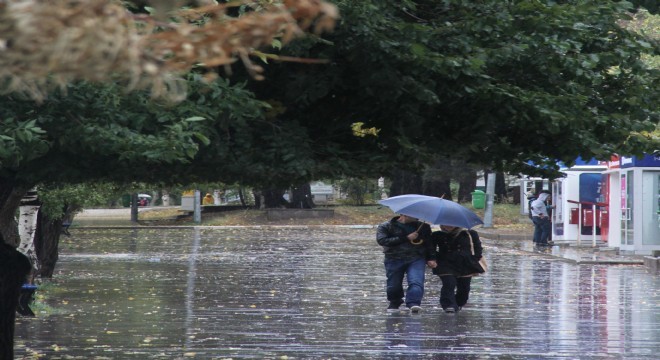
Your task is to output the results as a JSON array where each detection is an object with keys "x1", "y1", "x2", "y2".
[
  {"x1": 480, "y1": 232, "x2": 645, "y2": 266},
  {"x1": 70, "y1": 224, "x2": 378, "y2": 230},
  {"x1": 478, "y1": 230, "x2": 529, "y2": 241},
  {"x1": 644, "y1": 256, "x2": 660, "y2": 272}
]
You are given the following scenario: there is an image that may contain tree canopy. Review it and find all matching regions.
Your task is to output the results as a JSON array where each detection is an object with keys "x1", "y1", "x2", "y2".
[
  {"x1": 1, "y1": 0, "x2": 657, "y2": 190},
  {"x1": 0, "y1": 0, "x2": 658, "y2": 215},
  {"x1": 0, "y1": 0, "x2": 339, "y2": 243},
  {"x1": 250, "y1": 0, "x2": 659, "y2": 179}
]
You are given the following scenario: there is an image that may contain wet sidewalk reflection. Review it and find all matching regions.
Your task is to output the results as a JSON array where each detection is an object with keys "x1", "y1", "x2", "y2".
[{"x1": 15, "y1": 227, "x2": 660, "y2": 359}]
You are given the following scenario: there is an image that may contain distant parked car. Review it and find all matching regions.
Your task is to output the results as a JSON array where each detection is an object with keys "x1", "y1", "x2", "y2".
[{"x1": 138, "y1": 193, "x2": 151, "y2": 206}]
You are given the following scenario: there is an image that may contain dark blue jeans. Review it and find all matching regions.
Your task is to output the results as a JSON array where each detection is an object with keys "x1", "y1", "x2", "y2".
[
  {"x1": 439, "y1": 275, "x2": 472, "y2": 311},
  {"x1": 532, "y1": 216, "x2": 551, "y2": 244},
  {"x1": 384, "y1": 257, "x2": 426, "y2": 307}
]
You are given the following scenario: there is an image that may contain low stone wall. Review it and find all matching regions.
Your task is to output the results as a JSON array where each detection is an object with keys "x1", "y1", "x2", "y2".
[
  {"x1": 266, "y1": 209, "x2": 334, "y2": 221},
  {"x1": 201, "y1": 205, "x2": 248, "y2": 213}
]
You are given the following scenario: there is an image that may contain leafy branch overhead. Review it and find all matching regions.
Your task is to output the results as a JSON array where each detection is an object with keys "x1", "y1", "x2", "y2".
[
  {"x1": 252, "y1": 0, "x2": 659, "y2": 178},
  {"x1": 0, "y1": 0, "x2": 338, "y2": 101}
]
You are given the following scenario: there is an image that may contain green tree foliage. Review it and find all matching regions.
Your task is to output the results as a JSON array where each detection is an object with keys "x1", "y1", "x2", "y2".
[
  {"x1": 337, "y1": 178, "x2": 378, "y2": 205},
  {"x1": 0, "y1": 77, "x2": 260, "y2": 242},
  {"x1": 37, "y1": 182, "x2": 123, "y2": 220},
  {"x1": 630, "y1": 0, "x2": 659, "y2": 14},
  {"x1": 625, "y1": 8, "x2": 660, "y2": 69},
  {"x1": 0, "y1": 84, "x2": 205, "y2": 183},
  {"x1": 150, "y1": 76, "x2": 322, "y2": 188},
  {"x1": 251, "y1": 0, "x2": 659, "y2": 179}
]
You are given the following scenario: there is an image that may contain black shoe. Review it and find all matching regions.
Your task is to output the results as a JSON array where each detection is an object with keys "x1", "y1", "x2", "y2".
[
  {"x1": 409, "y1": 305, "x2": 422, "y2": 314},
  {"x1": 387, "y1": 302, "x2": 402, "y2": 311},
  {"x1": 444, "y1": 307, "x2": 455, "y2": 313}
]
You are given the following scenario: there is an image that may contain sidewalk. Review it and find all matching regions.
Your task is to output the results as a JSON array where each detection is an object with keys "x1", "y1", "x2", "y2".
[{"x1": 479, "y1": 228, "x2": 647, "y2": 265}]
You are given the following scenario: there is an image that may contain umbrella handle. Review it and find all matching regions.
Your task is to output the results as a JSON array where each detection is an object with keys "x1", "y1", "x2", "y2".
[{"x1": 410, "y1": 222, "x2": 426, "y2": 245}]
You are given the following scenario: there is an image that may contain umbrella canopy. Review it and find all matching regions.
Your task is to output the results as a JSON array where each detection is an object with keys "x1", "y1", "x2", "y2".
[{"x1": 379, "y1": 194, "x2": 483, "y2": 229}]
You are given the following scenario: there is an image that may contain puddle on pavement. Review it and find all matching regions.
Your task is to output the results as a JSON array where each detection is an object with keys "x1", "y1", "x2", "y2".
[{"x1": 14, "y1": 228, "x2": 660, "y2": 359}]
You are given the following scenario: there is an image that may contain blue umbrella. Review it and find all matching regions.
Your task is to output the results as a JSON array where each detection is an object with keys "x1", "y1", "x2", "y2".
[{"x1": 379, "y1": 194, "x2": 483, "y2": 229}]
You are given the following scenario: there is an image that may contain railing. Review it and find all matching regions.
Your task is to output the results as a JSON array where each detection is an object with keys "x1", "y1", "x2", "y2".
[{"x1": 567, "y1": 200, "x2": 608, "y2": 247}]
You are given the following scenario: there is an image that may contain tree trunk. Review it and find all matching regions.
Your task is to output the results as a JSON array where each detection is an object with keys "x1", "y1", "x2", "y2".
[
  {"x1": 0, "y1": 242, "x2": 31, "y2": 360},
  {"x1": 422, "y1": 178, "x2": 452, "y2": 201},
  {"x1": 290, "y1": 184, "x2": 315, "y2": 209},
  {"x1": 17, "y1": 204, "x2": 39, "y2": 282},
  {"x1": 457, "y1": 173, "x2": 477, "y2": 203},
  {"x1": 495, "y1": 172, "x2": 508, "y2": 203},
  {"x1": 0, "y1": 179, "x2": 29, "y2": 247},
  {"x1": 238, "y1": 188, "x2": 246, "y2": 207},
  {"x1": 261, "y1": 189, "x2": 288, "y2": 208},
  {"x1": 422, "y1": 166, "x2": 452, "y2": 201},
  {"x1": 130, "y1": 193, "x2": 138, "y2": 223},
  {"x1": 34, "y1": 211, "x2": 63, "y2": 279},
  {"x1": 389, "y1": 170, "x2": 423, "y2": 197},
  {"x1": 252, "y1": 190, "x2": 263, "y2": 209}
]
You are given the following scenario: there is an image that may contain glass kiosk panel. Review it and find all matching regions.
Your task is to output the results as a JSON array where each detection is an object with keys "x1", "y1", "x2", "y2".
[
  {"x1": 642, "y1": 171, "x2": 660, "y2": 245},
  {"x1": 621, "y1": 172, "x2": 635, "y2": 246}
]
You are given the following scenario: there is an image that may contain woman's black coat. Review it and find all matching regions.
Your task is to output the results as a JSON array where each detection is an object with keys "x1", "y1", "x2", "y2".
[{"x1": 431, "y1": 229, "x2": 483, "y2": 277}]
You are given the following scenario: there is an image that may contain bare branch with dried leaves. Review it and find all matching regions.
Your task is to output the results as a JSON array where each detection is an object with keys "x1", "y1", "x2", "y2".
[{"x1": 0, "y1": 0, "x2": 338, "y2": 101}]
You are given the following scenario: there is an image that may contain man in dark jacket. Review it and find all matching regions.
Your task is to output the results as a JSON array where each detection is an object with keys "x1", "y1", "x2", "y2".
[{"x1": 376, "y1": 214, "x2": 436, "y2": 313}]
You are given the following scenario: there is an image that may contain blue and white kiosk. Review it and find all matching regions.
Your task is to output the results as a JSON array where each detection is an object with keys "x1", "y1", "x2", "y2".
[
  {"x1": 604, "y1": 154, "x2": 660, "y2": 254},
  {"x1": 550, "y1": 158, "x2": 608, "y2": 245}
]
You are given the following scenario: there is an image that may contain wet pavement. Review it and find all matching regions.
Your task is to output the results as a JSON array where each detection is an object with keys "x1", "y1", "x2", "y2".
[{"x1": 14, "y1": 226, "x2": 660, "y2": 359}]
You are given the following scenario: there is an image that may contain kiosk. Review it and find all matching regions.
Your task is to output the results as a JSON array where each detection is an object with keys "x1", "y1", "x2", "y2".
[
  {"x1": 551, "y1": 159, "x2": 608, "y2": 245},
  {"x1": 604, "y1": 154, "x2": 660, "y2": 254}
]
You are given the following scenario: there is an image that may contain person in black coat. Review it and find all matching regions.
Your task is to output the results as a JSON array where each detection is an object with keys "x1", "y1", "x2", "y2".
[
  {"x1": 376, "y1": 215, "x2": 436, "y2": 312},
  {"x1": 431, "y1": 225, "x2": 484, "y2": 313}
]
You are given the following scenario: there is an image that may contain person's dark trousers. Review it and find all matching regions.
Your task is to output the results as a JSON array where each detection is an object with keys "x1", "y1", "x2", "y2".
[
  {"x1": 532, "y1": 216, "x2": 543, "y2": 243},
  {"x1": 439, "y1": 275, "x2": 472, "y2": 311},
  {"x1": 533, "y1": 217, "x2": 552, "y2": 244},
  {"x1": 541, "y1": 218, "x2": 552, "y2": 243},
  {"x1": 384, "y1": 258, "x2": 426, "y2": 308}
]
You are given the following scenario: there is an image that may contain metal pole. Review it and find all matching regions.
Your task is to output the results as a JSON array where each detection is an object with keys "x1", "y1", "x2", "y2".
[
  {"x1": 483, "y1": 173, "x2": 496, "y2": 228},
  {"x1": 193, "y1": 190, "x2": 201, "y2": 224},
  {"x1": 592, "y1": 204, "x2": 597, "y2": 247},
  {"x1": 577, "y1": 203, "x2": 582, "y2": 247}
]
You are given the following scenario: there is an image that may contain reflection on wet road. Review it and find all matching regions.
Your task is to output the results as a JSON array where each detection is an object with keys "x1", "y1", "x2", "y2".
[{"x1": 15, "y1": 228, "x2": 660, "y2": 359}]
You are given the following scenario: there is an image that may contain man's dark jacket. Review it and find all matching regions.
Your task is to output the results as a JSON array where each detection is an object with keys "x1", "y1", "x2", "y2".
[{"x1": 376, "y1": 216, "x2": 434, "y2": 261}]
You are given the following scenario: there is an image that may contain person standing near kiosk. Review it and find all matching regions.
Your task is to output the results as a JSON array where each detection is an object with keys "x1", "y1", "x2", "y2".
[{"x1": 531, "y1": 190, "x2": 552, "y2": 246}]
